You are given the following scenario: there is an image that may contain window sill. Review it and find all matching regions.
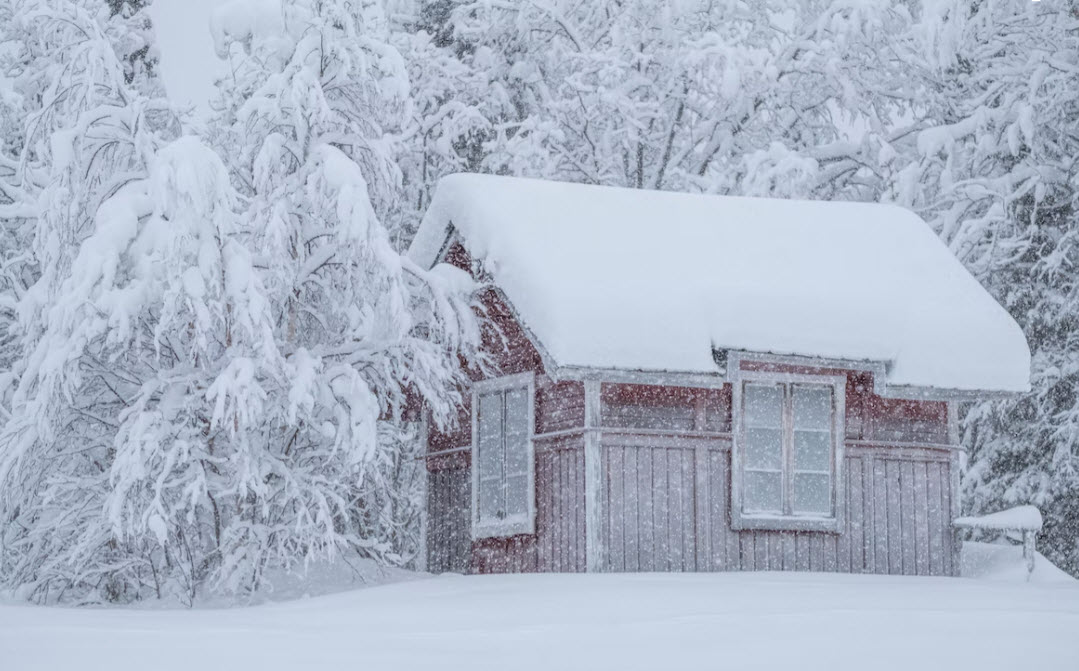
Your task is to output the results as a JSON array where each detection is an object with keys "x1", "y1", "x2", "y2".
[
  {"x1": 732, "y1": 514, "x2": 840, "y2": 533},
  {"x1": 472, "y1": 517, "x2": 535, "y2": 540}
]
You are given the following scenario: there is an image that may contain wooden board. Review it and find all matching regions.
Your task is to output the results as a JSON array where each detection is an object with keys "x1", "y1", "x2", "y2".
[
  {"x1": 535, "y1": 442, "x2": 586, "y2": 572},
  {"x1": 426, "y1": 466, "x2": 471, "y2": 574}
]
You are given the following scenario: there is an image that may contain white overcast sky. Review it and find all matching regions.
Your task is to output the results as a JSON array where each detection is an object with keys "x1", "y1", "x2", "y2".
[{"x1": 148, "y1": 0, "x2": 224, "y2": 118}]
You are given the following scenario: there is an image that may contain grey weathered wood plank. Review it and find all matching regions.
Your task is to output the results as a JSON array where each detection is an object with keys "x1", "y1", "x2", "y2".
[
  {"x1": 654, "y1": 448, "x2": 671, "y2": 572},
  {"x1": 837, "y1": 460, "x2": 852, "y2": 573},
  {"x1": 695, "y1": 446, "x2": 712, "y2": 572},
  {"x1": 568, "y1": 449, "x2": 577, "y2": 571},
  {"x1": 705, "y1": 450, "x2": 720, "y2": 570},
  {"x1": 809, "y1": 533, "x2": 824, "y2": 572},
  {"x1": 941, "y1": 461, "x2": 955, "y2": 577},
  {"x1": 638, "y1": 446, "x2": 655, "y2": 571},
  {"x1": 624, "y1": 447, "x2": 640, "y2": 571},
  {"x1": 722, "y1": 453, "x2": 740, "y2": 570},
  {"x1": 569, "y1": 448, "x2": 580, "y2": 571},
  {"x1": 901, "y1": 460, "x2": 917, "y2": 575},
  {"x1": 795, "y1": 532, "x2": 811, "y2": 572},
  {"x1": 536, "y1": 453, "x2": 549, "y2": 571},
  {"x1": 873, "y1": 458, "x2": 889, "y2": 573},
  {"x1": 849, "y1": 457, "x2": 865, "y2": 572},
  {"x1": 926, "y1": 460, "x2": 944, "y2": 576},
  {"x1": 668, "y1": 448, "x2": 684, "y2": 571},
  {"x1": 601, "y1": 447, "x2": 612, "y2": 571},
  {"x1": 755, "y1": 533, "x2": 769, "y2": 571},
  {"x1": 823, "y1": 531, "x2": 838, "y2": 573},
  {"x1": 886, "y1": 459, "x2": 903, "y2": 574},
  {"x1": 914, "y1": 461, "x2": 930, "y2": 576},
  {"x1": 782, "y1": 532, "x2": 796, "y2": 571},
  {"x1": 740, "y1": 529, "x2": 754, "y2": 571},
  {"x1": 555, "y1": 450, "x2": 566, "y2": 572},
  {"x1": 681, "y1": 451, "x2": 697, "y2": 570},
  {"x1": 608, "y1": 446, "x2": 625, "y2": 571},
  {"x1": 579, "y1": 447, "x2": 588, "y2": 572}
]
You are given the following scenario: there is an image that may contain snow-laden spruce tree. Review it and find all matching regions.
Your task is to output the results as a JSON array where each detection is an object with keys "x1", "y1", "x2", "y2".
[{"x1": 207, "y1": 0, "x2": 480, "y2": 584}]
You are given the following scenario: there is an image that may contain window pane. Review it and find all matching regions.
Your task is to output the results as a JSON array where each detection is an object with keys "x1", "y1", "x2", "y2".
[
  {"x1": 793, "y1": 385, "x2": 831, "y2": 432},
  {"x1": 745, "y1": 428, "x2": 782, "y2": 470},
  {"x1": 744, "y1": 471, "x2": 783, "y2": 514},
  {"x1": 792, "y1": 472, "x2": 831, "y2": 515},
  {"x1": 793, "y1": 430, "x2": 831, "y2": 472},
  {"x1": 744, "y1": 384, "x2": 782, "y2": 428},
  {"x1": 504, "y1": 387, "x2": 530, "y2": 477},
  {"x1": 505, "y1": 474, "x2": 529, "y2": 517},
  {"x1": 478, "y1": 477, "x2": 502, "y2": 522},
  {"x1": 477, "y1": 392, "x2": 504, "y2": 482}
]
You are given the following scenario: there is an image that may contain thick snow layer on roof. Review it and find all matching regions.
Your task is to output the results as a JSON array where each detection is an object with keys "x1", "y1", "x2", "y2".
[{"x1": 411, "y1": 174, "x2": 1031, "y2": 395}]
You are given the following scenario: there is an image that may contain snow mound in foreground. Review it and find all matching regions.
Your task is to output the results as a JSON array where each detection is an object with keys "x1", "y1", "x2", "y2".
[{"x1": 2, "y1": 563, "x2": 1077, "y2": 671}]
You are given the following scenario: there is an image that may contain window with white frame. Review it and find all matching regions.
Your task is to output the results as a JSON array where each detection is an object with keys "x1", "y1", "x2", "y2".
[
  {"x1": 472, "y1": 373, "x2": 535, "y2": 538},
  {"x1": 732, "y1": 369, "x2": 845, "y2": 531}
]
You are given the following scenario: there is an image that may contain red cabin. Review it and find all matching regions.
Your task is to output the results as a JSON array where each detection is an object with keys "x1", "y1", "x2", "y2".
[{"x1": 409, "y1": 174, "x2": 1031, "y2": 576}]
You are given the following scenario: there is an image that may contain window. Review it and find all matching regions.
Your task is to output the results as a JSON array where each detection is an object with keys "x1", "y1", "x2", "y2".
[
  {"x1": 732, "y1": 369, "x2": 845, "y2": 531},
  {"x1": 471, "y1": 373, "x2": 535, "y2": 538}
]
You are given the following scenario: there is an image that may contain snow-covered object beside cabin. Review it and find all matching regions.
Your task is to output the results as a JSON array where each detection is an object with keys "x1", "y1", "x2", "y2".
[
  {"x1": 954, "y1": 506, "x2": 1044, "y2": 532},
  {"x1": 411, "y1": 173, "x2": 1031, "y2": 396}
]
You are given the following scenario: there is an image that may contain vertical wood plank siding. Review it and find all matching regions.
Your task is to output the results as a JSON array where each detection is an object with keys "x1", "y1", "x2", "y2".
[
  {"x1": 535, "y1": 438, "x2": 587, "y2": 572},
  {"x1": 598, "y1": 442, "x2": 957, "y2": 575},
  {"x1": 425, "y1": 438, "x2": 959, "y2": 576},
  {"x1": 426, "y1": 463, "x2": 471, "y2": 574}
]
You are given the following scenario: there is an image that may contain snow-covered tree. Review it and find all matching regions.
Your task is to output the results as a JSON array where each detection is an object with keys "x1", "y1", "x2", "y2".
[
  {"x1": 896, "y1": 0, "x2": 1079, "y2": 576},
  {"x1": 394, "y1": 0, "x2": 923, "y2": 237},
  {"x1": 208, "y1": 0, "x2": 480, "y2": 580},
  {"x1": 0, "y1": 0, "x2": 188, "y2": 601},
  {"x1": 103, "y1": 0, "x2": 161, "y2": 93},
  {"x1": 0, "y1": 0, "x2": 478, "y2": 603}
]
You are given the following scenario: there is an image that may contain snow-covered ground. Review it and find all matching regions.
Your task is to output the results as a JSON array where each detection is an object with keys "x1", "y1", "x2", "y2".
[{"x1": 1, "y1": 547, "x2": 1076, "y2": 671}]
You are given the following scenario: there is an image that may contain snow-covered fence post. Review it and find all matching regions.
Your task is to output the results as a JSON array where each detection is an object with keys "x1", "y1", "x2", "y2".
[
  {"x1": 953, "y1": 506, "x2": 1044, "y2": 580},
  {"x1": 1023, "y1": 529, "x2": 1037, "y2": 576}
]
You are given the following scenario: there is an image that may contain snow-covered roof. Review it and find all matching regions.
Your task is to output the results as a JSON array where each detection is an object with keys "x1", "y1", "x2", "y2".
[{"x1": 410, "y1": 174, "x2": 1030, "y2": 396}]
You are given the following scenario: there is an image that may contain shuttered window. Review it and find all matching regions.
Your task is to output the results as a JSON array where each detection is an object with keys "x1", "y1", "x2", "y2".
[
  {"x1": 733, "y1": 369, "x2": 846, "y2": 532},
  {"x1": 472, "y1": 373, "x2": 535, "y2": 538}
]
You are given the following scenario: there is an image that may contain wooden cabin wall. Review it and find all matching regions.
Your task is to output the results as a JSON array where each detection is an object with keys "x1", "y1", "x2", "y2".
[
  {"x1": 428, "y1": 371, "x2": 957, "y2": 576},
  {"x1": 599, "y1": 442, "x2": 956, "y2": 575},
  {"x1": 597, "y1": 374, "x2": 959, "y2": 576}
]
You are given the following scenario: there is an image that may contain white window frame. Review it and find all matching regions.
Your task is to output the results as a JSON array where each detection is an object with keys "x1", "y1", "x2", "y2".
[
  {"x1": 470, "y1": 372, "x2": 536, "y2": 539},
  {"x1": 730, "y1": 367, "x2": 846, "y2": 533}
]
